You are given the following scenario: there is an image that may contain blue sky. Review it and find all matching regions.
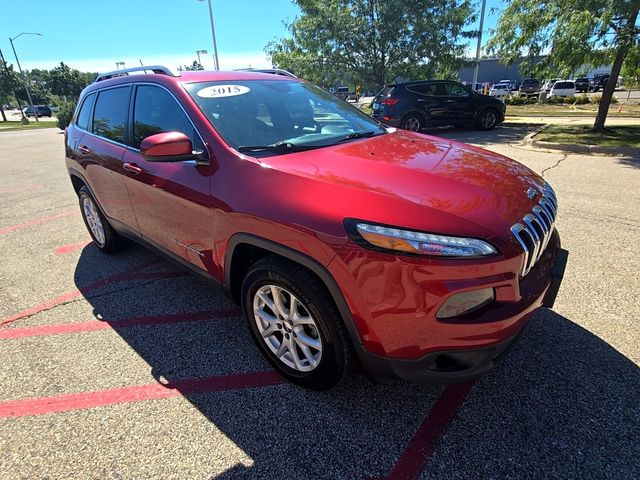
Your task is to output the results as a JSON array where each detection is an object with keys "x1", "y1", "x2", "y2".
[{"x1": 1, "y1": 0, "x2": 503, "y2": 73}]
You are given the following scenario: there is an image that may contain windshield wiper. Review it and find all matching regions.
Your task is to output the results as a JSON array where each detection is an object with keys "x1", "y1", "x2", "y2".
[
  {"x1": 332, "y1": 130, "x2": 382, "y2": 144},
  {"x1": 237, "y1": 142, "x2": 321, "y2": 154}
]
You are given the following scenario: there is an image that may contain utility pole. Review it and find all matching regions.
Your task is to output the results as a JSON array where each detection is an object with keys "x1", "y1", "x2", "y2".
[
  {"x1": 198, "y1": 0, "x2": 220, "y2": 70},
  {"x1": 472, "y1": 0, "x2": 487, "y2": 91},
  {"x1": 9, "y1": 33, "x2": 41, "y2": 122},
  {"x1": 0, "y1": 48, "x2": 28, "y2": 124}
]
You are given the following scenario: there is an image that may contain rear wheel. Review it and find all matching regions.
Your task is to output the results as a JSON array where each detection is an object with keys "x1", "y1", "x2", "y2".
[
  {"x1": 401, "y1": 113, "x2": 425, "y2": 132},
  {"x1": 477, "y1": 108, "x2": 499, "y2": 130},
  {"x1": 241, "y1": 255, "x2": 352, "y2": 390},
  {"x1": 78, "y1": 186, "x2": 128, "y2": 253}
]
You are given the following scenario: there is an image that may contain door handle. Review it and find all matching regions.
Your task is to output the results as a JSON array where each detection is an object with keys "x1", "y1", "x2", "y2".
[
  {"x1": 78, "y1": 145, "x2": 91, "y2": 155},
  {"x1": 123, "y1": 162, "x2": 143, "y2": 175}
]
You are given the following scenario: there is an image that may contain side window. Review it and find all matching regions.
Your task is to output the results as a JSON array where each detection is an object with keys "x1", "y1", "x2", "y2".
[
  {"x1": 444, "y1": 83, "x2": 469, "y2": 97},
  {"x1": 93, "y1": 87, "x2": 130, "y2": 144},
  {"x1": 132, "y1": 85, "x2": 197, "y2": 149},
  {"x1": 407, "y1": 83, "x2": 435, "y2": 96},
  {"x1": 75, "y1": 93, "x2": 96, "y2": 131}
]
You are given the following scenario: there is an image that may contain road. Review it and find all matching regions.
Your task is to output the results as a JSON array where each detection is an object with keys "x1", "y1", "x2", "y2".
[{"x1": 1, "y1": 127, "x2": 638, "y2": 479}]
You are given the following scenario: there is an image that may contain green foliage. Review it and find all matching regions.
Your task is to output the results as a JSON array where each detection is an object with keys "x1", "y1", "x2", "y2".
[
  {"x1": 591, "y1": 94, "x2": 618, "y2": 104},
  {"x1": 178, "y1": 61, "x2": 204, "y2": 72},
  {"x1": 56, "y1": 99, "x2": 76, "y2": 130},
  {"x1": 266, "y1": 0, "x2": 475, "y2": 88},
  {"x1": 503, "y1": 95, "x2": 538, "y2": 105}
]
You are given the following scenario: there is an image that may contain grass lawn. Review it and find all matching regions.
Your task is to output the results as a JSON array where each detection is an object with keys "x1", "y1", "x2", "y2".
[
  {"x1": 536, "y1": 124, "x2": 640, "y2": 148},
  {"x1": 0, "y1": 120, "x2": 58, "y2": 132},
  {"x1": 507, "y1": 103, "x2": 640, "y2": 117}
]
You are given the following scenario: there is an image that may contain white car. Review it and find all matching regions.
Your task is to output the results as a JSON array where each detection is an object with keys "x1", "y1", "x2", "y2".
[
  {"x1": 497, "y1": 79, "x2": 513, "y2": 89},
  {"x1": 549, "y1": 80, "x2": 576, "y2": 97},
  {"x1": 489, "y1": 84, "x2": 510, "y2": 97},
  {"x1": 544, "y1": 78, "x2": 562, "y2": 92}
]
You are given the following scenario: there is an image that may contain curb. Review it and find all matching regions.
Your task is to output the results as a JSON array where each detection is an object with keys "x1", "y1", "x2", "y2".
[{"x1": 523, "y1": 126, "x2": 640, "y2": 156}]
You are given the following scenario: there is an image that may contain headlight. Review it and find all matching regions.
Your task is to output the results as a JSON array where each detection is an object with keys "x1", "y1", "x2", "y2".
[{"x1": 350, "y1": 221, "x2": 497, "y2": 257}]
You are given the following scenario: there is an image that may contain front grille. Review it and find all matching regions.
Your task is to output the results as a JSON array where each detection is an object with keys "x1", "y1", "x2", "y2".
[{"x1": 510, "y1": 183, "x2": 558, "y2": 276}]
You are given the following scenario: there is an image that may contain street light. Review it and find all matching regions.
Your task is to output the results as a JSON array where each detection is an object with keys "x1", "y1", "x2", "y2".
[
  {"x1": 9, "y1": 32, "x2": 42, "y2": 123},
  {"x1": 116, "y1": 61, "x2": 125, "y2": 70},
  {"x1": 197, "y1": 0, "x2": 220, "y2": 70},
  {"x1": 196, "y1": 49, "x2": 207, "y2": 67}
]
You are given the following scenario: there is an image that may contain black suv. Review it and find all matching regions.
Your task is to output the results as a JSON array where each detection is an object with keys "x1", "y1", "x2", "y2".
[
  {"x1": 24, "y1": 105, "x2": 52, "y2": 117},
  {"x1": 574, "y1": 78, "x2": 590, "y2": 93},
  {"x1": 372, "y1": 80, "x2": 505, "y2": 131}
]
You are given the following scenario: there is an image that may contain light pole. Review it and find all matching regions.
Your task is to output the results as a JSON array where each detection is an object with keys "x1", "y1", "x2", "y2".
[
  {"x1": 116, "y1": 61, "x2": 125, "y2": 70},
  {"x1": 9, "y1": 32, "x2": 42, "y2": 122},
  {"x1": 471, "y1": 0, "x2": 487, "y2": 92},
  {"x1": 196, "y1": 49, "x2": 207, "y2": 67},
  {"x1": 198, "y1": 0, "x2": 220, "y2": 70}
]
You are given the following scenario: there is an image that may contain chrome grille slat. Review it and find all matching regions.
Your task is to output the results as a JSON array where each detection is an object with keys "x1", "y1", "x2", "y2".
[{"x1": 511, "y1": 182, "x2": 558, "y2": 276}]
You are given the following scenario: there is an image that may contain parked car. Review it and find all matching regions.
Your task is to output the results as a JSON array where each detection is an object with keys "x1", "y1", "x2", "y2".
[
  {"x1": 543, "y1": 78, "x2": 562, "y2": 92},
  {"x1": 574, "y1": 77, "x2": 590, "y2": 93},
  {"x1": 489, "y1": 83, "x2": 510, "y2": 98},
  {"x1": 24, "y1": 105, "x2": 52, "y2": 117},
  {"x1": 549, "y1": 80, "x2": 576, "y2": 97},
  {"x1": 519, "y1": 79, "x2": 541, "y2": 95},
  {"x1": 592, "y1": 74, "x2": 610, "y2": 92},
  {"x1": 497, "y1": 79, "x2": 513, "y2": 90},
  {"x1": 65, "y1": 66, "x2": 566, "y2": 390},
  {"x1": 334, "y1": 86, "x2": 350, "y2": 101},
  {"x1": 371, "y1": 80, "x2": 505, "y2": 131}
]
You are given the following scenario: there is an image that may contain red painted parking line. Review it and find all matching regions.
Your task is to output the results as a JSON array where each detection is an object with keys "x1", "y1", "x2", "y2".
[
  {"x1": 54, "y1": 240, "x2": 91, "y2": 255},
  {"x1": 372, "y1": 381, "x2": 475, "y2": 480},
  {"x1": 0, "y1": 370, "x2": 284, "y2": 418},
  {"x1": 0, "y1": 308, "x2": 243, "y2": 339},
  {"x1": 0, "y1": 210, "x2": 76, "y2": 235},
  {"x1": 0, "y1": 258, "x2": 160, "y2": 327}
]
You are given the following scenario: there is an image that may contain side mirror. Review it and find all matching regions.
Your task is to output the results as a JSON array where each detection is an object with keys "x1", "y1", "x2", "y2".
[{"x1": 140, "y1": 131, "x2": 202, "y2": 162}]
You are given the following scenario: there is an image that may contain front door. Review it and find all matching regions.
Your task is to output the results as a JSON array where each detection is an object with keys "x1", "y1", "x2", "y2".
[
  {"x1": 121, "y1": 84, "x2": 216, "y2": 274},
  {"x1": 439, "y1": 83, "x2": 473, "y2": 122}
]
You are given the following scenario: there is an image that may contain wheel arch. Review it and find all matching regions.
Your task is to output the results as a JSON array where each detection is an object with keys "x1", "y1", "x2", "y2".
[{"x1": 224, "y1": 233, "x2": 363, "y2": 347}]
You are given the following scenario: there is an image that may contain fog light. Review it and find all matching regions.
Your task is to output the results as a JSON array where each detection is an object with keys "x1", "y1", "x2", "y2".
[{"x1": 436, "y1": 288, "x2": 494, "y2": 319}]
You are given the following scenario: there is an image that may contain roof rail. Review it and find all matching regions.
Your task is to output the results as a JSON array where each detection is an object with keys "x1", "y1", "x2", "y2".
[
  {"x1": 234, "y1": 68, "x2": 297, "y2": 78},
  {"x1": 94, "y1": 65, "x2": 179, "y2": 83}
]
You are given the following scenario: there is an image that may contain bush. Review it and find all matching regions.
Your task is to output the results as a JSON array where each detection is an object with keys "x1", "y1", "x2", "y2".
[
  {"x1": 504, "y1": 95, "x2": 538, "y2": 106},
  {"x1": 56, "y1": 100, "x2": 76, "y2": 130},
  {"x1": 573, "y1": 95, "x2": 590, "y2": 105},
  {"x1": 590, "y1": 94, "x2": 617, "y2": 104}
]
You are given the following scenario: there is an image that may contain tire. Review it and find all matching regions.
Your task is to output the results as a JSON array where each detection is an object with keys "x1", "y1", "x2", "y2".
[
  {"x1": 401, "y1": 113, "x2": 425, "y2": 132},
  {"x1": 477, "y1": 108, "x2": 499, "y2": 130},
  {"x1": 241, "y1": 255, "x2": 353, "y2": 390},
  {"x1": 78, "y1": 186, "x2": 128, "y2": 253}
]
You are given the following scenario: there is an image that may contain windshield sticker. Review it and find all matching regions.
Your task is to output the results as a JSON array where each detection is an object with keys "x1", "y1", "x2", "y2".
[{"x1": 197, "y1": 85, "x2": 250, "y2": 98}]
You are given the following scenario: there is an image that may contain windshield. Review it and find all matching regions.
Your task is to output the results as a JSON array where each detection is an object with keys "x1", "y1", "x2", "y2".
[
  {"x1": 184, "y1": 80, "x2": 386, "y2": 154},
  {"x1": 554, "y1": 82, "x2": 574, "y2": 89}
]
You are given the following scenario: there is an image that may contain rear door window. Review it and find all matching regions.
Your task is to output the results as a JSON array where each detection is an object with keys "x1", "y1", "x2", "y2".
[
  {"x1": 444, "y1": 83, "x2": 469, "y2": 96},
  {"x1": 75, "y1": 93, "x2": 96, "y2": 131},
  {"x1": 92, "y1": 86, "x2": 131, "y2": 144}
]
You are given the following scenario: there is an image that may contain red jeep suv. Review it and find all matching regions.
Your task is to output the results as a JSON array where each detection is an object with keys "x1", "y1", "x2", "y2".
[{"x1": 65, "y1": 66, "x2": 567, "y2": 390}]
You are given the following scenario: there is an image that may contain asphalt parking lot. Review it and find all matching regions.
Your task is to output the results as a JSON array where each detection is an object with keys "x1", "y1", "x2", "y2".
[{"x1": 1, "y1": 126, "x2": 639, "y2": 479}]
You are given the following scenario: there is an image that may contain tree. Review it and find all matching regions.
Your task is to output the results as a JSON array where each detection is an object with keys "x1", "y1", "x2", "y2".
[
  {"x1": 487, "y1": 0, "x2": 640, "y2": 131},
  {"x1": 178, "y1": 61, "x2": 204, "y2": 71},
  {"x1": 45, "y1": 62, "x2": 93, "y2": 99},
  {"x1": 265, "y1": 0, "x2": 475, "y2": 89}
]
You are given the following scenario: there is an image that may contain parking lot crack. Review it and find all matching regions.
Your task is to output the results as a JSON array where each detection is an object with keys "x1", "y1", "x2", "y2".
[{"x1": 541, "y1": 153, "x2": 569, "y2": 178}]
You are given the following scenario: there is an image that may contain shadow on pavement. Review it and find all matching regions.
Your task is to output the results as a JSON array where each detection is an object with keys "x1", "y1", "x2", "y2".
[
  {"x1": 421, "y1": 122, "x2": 543, "y2": 146},
  {"x1": 73, "y1": 248, "x2": 639, "y2": 479}
]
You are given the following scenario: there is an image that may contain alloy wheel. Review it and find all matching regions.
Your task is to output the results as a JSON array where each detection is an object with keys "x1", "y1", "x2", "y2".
[
  {"x1": 252, "y1": 284, "x2": 323, "y2": 372},
  {"x1": 82, "y1": 196, "x2": 106, "y2": 246}
]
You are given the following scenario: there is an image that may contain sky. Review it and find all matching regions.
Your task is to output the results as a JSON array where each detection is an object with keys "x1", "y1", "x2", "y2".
[{"x1": 0, "y1": 0, "x2": 503, "y2": 74}]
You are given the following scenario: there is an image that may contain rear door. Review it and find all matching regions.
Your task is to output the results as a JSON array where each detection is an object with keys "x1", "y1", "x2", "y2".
[
  {"x1": 78, "y1": 85, "x2": 138, "y2": 230},
  {"x1": 121, "y1": 83, "x2": 215, "y2": 272},
  {"x1": 406, "y1": 83, "x2": 447, "y2": 123}
]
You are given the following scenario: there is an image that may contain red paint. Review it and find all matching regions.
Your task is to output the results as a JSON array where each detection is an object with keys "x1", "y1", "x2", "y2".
[
  {"x1": 372, "y1": 381, "x2": 475, "y2": 480},
  {"x1": 54, "y1": 240, "x2": 91, "y2": 255},
  {"x1": 64, "y1": 70, "x2": 563, "y2": 383},
  {"x1": 0, "y1": 370, "x2": 283, "y2": 418},
  {"x1": 0, "y1": 259, "x2": 160, "y2": 327},
  {"x1": 0, "y1": 308, "x2": 242, "y2": 339},
  {"x1": 0, "y1": 210, "x2": 76, "y2": 235},
  {"x1": 140, "y1": 131, "x2": 193, "y2": 157}
]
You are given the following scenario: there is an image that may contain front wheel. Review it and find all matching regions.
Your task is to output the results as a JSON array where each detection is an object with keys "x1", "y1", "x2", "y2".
[
  {"x1": 241, "y1": 256, "x2": 352, "y2": 390},
  {"x1": 477, "y1": 108, "x2": 499, "y2": 130}
]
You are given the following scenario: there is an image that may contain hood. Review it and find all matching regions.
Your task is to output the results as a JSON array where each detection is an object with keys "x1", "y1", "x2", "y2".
[{"x1": 264, "y1": 130, "x2": 545, "y2": 237}]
